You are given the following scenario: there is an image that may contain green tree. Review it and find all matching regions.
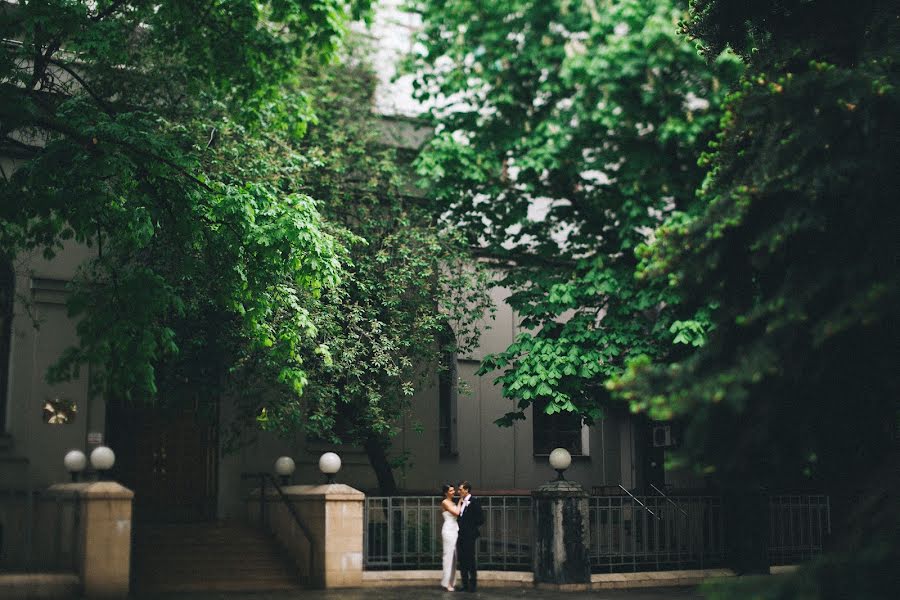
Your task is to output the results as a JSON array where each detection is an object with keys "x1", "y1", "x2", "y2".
[
  {"x1": 229, "y1": 49, "x2": 492, "y2": 493},
  {"x1": 610, "y1": 0, "x2": 899, "y2": 593},
  {"x1": 0, "y1": 2, "x2": 369, "y2": 413},
  {"x1": 1, "y1": 2, "x2": 488, "y2": 492},
  {"x1": 407, "y1": 0, "x2": 740, "y2": 423}
]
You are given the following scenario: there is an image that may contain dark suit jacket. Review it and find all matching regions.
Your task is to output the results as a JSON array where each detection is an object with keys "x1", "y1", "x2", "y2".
[{"x1": 458, "y1": 496, "x2": 484, "y2": 540}]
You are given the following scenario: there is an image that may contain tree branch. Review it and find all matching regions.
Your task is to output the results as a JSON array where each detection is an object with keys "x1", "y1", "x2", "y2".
[
  {"x1": 13, "y1": 107, "x2": 216, "y2": 193},
  {"x1": 91, "y1": 0, "x2": 129, "y2": 22},
  {"x1": 48, "y1": 59, "x2": 116, "y2": 116},
  {"x1": 1, "y1": 135, "x2": 45, "y2": 156}
]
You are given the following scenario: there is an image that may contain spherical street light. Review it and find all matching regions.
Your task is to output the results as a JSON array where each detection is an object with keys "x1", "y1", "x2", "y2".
[
  {"x1": 318, "y1": 452, "x2": 341, "y2": 484},
  {"x1": 274, "y1": 456, "x2": 296, "y2": 486},
  {"x1": 89, "y1": 446, "x2": 115, "y2": 479},
  {"x1": 549, "y1": 447, "x2": 572, "y2": 480},
  {"x1": 64, "y1": 450, "x2": 87, "y2": 482}
]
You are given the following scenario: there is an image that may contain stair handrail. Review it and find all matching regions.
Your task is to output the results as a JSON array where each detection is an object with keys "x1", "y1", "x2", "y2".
[
  {"x1": 618, "y1": 484, "x2": 660, "y2": 520},
  {"x1": 241, "y1": 471, "x2": 314, "y2": 582},
  {"x1": 650, "y1": 482, "x2": 689, "y2": 517}
]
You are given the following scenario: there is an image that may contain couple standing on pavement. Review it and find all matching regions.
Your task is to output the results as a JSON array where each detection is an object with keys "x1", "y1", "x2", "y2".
[{"x1": 439, "y1": 481, "x2": 484, "y2": 592}]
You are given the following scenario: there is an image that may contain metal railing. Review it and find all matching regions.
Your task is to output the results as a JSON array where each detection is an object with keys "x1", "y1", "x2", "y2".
[
  {"x1": 37, "y1": 491, "x2": 82, "y2": 573},
  {"x1": 1, "y1": 485, "x2": 81, "y2": 572},
  {"x1": 768, "y1": 494, "x2": 830, "y2": 565},
  {"x1": 0, "y1": 485, "x2": 34, "y2": 570},
  {"x1": 364, "y1": 495, "x2": 532, "y2": 570},
  {"x1": 242, "y1": 472, "x2": 315, "y2": 581},
  {"x1": 363, "y1": 492, "x2": 829, "y2": 572},
  {"x1": 480, "y1": 495, "x2": 532, "y2": 570},
  {"x1": 588, "y1": 494, "x2": 725, "y2": 572}
]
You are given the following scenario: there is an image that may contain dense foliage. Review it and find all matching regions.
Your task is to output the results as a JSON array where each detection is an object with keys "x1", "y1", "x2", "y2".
[
  {"x1": 407, "y1": 0, "x2": 740, "y2": 423},
  {"x1": 0, "y1": 1, "x2": 488, "y2": 491},
  {"x1": 0, "y1": 0, "x2": 372, "y2": 404},
  {"x1": 611, "y1": 0, "x2": 898, "y2": 489},
  {"x1": 412, "y1": 0, "x2": 898, "y2": 591},
  {"x1": 611, "y1": 0, "x2": 899, "y2": 594},
  {"x1": 232, "y1": 53, "x2": 491, "y2": 492}
]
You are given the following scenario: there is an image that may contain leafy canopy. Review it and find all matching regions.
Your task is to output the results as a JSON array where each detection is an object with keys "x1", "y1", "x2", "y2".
[
  {"x1": 608, "y1": 0, "x2": 899, "y2": 595},
  {"x1": 407, "y1": 0, "x2": 741, "y2": 423},
  {"x1": 230, "y1": 49, "x2": 492, "y2": 492},
  {"x1": 0, "y1": 1, "x2": 371, "y2": 403}
]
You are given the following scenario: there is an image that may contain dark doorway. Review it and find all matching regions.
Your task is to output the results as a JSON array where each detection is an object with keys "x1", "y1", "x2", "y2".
[
  {"x1": 107, "y1": 403, "x2": 218, "y2": 523},
  {"x1": 634, "y1": 417, "x2": 666, "y2": 492}
]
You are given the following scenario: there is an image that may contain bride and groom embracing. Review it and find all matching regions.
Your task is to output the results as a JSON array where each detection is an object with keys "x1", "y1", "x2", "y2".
[{"x1": 439, "y1": 481, "x2": 484, "y2": 593}]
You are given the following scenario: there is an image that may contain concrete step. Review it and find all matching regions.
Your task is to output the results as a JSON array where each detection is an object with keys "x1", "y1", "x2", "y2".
[
  {"x1": 0, "y1": 574, "x2": 80, "y2": 600},
  {"x1": 137, "y1": 578, "x2": 301, "y2": 593},
  {"x1": 132, "y1": 520, "x2": 301, "y2": 593},
  {"x1": 359, "y1": 568, "x2": 738, "y2": 589}
]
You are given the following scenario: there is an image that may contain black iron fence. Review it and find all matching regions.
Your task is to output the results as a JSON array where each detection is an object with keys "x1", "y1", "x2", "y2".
[
  {"x1": 364, "y1": 495, "x2": 533, "y2": 571},
  {"x1": 768, "y1": 494, "x2": 831, "y2": 565},
  {"x1": 588, "y1": 494, "x2": 724, "y2": 572},
  {"x1": 364, "y1": 493, "x2": 829, "y2": 572},
  {"x1": 0, "y1": 485, "x2": 34, "y2": 570},
  {"x1": 0, "y1": 485, "x2": 81, "y2": 572}
]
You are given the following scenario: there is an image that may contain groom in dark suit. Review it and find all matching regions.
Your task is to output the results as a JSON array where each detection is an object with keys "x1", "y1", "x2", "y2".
[{"x1": 456, "y1": 481, "x2": 484, "y2": 592}]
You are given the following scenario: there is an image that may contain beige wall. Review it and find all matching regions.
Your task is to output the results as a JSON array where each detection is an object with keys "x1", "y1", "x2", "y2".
[
  {"x1": 1, "y1": 220, "x2": 646, "y2": 523},
  {"x1": 213, "y1": 273, "x2": 644, "y2": 519},
  {"x1": 374, "y1": 280, "x2": 637, "y2": 495},
  {"x1": 2, "y1": 240, "x2": 104, "y2": 490}
]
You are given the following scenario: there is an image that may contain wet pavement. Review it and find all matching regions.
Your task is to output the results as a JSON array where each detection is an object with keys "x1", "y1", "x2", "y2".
[{"x1": 140, "y1": 586, "x2": 704, "y2": 600}]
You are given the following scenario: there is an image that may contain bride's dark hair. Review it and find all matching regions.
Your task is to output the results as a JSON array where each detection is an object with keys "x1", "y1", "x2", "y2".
[{"x1": 441, "y1": 483, "x2": 453, "y2": 495}]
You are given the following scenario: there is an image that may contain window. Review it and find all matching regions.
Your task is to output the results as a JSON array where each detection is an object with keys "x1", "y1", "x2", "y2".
[
  {"x1": 438, "y1": 327, "x2": 457, "y2": 458},
  {"x1": 533, "y1": 397, "x2": 587, "y2": 456},
  {"x1": 0, "y1": 261, "x2": 13, "y2": 432}
]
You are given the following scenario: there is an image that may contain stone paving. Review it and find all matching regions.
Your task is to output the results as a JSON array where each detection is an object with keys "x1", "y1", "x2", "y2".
[{"x1": 141, "y1": 586, "x2": 705, "y2": 600}]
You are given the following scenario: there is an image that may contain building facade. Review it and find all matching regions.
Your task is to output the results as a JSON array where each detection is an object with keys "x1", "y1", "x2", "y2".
[
  {"x1": 0, "y1": 230, "x2": 677, "y2": 523},
  {"x1": 0, "y1": 2, "x2": 691, "y2": 533}
]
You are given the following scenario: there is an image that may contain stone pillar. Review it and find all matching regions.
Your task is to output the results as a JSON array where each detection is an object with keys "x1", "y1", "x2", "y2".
[
  {"x1": 78, "y1": 482, "x2": 134, "y2": 598},
  {"x1": 46, "y1": 481, "x2": 134, "y2": 599},
  {"x1": 252, "y1": 483, "x2": 365, "y2": 588},
  {"x1": 532, "y1": 479, "x2": 591, "y2": 590}
]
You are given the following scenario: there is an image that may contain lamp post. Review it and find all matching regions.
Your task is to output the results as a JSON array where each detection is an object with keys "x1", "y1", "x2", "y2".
[
  {"x1": 548, "y1": 447, "x2": 571, "y2": 480},
  {"x1": 64, "y1": 449, "x2": 87, "y2": 482},
  {"x1": 318, "y1": 452, "x2": 341, "y2": 484},
  {"x1": 89, "y1": 446, "x2": 115, "y2": 480},
  {"x1": 274, "y1": 456, "x2": 295, "y2": 486}
]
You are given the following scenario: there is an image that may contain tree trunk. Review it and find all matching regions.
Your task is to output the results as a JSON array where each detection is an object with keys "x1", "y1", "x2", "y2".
[
  {"x1": 364, "y1": 434, "x2": 398, "y2": 495},
  {"x1": 723, "y1": 485, "x2": 770, "y2": 574}
]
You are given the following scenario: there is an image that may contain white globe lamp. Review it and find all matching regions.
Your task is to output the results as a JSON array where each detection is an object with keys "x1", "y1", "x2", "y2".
[
  {"x1": 89, "y1": 446, "x2": 115, "y2": 480},
  {"x1": 318, "y1": 452, "x2": 341, "y2": 484},
  {"x1": 549, "y1": 447, "x2": 572, "y2": 480},
  {"x1": 274, "y1": 456, "x2": 296, "y2": 486},
  {"x1": 64, "y1": 450, "x2": 87, "y2": 482}
]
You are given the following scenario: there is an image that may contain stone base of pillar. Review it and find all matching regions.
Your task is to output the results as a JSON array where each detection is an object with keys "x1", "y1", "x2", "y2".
[
  {"x1": 532, "y1": 479, "x2": 591, "y2": 586},
  {"x1": 46, "y1": 481, "x2": 134, "y2": 599},
  {"x1": 250, "y1": 483, "x2": 365, "y2": 589},
  {"x1": 535, "y1": 581, "x2": 592, "y2": 591}
]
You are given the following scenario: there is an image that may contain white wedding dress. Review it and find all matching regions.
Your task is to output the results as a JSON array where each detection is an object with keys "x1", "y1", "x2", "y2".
[{"x1": 440, "y1": 510, "x2": 459, "y2": 589}]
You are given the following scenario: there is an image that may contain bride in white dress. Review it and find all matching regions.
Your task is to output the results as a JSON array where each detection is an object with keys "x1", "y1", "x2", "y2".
[{"x1": 440, "y1": 483, "x2": 464, "y2": 591}]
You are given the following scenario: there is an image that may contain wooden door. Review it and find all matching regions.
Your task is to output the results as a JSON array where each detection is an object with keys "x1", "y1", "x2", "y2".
[{"x1": 107, "y1": 404, "x2": 217, "y2": 522}]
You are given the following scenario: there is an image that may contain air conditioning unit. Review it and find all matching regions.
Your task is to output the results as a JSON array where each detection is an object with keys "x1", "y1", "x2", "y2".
[{"x1": 652, "y1": 424, "x2": 676, "y2": 448}]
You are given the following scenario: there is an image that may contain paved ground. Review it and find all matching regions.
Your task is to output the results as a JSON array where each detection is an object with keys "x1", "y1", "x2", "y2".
[{"x1": 141, "y1": 586, "x2": 705, "y2": 600}]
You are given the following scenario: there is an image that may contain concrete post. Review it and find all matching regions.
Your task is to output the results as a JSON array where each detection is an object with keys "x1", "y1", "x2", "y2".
[
  {"x1": 251, "y1": 483, "x2": 365, "y2": 588},
  {"x1": 78, "y1": 482, "x2": 134, "y2": 598},
  {"x1": 532, "y1": 479, "x2": 591, "y2": 590}
]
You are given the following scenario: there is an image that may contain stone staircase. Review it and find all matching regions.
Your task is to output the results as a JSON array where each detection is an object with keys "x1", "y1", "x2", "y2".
[{"x1": 132, "y1": 521, "x2": 302, "y2": 593}]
